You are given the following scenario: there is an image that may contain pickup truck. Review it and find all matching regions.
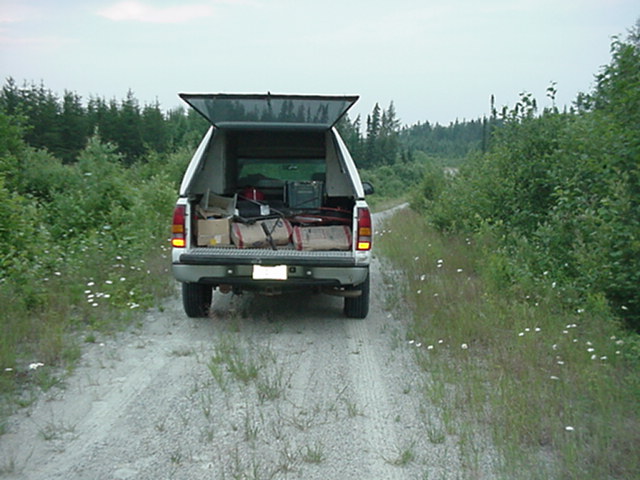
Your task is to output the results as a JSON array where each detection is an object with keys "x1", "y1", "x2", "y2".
[{"x1": 171, "y1": 93, "x2": 373, "y2": 318}]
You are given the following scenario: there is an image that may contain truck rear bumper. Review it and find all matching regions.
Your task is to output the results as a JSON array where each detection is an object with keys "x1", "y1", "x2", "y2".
[
  {"x1": 172, "y1": 247, "x2": 370, "y2": 287},
  {"x1": 177, "y1": 247, "x2": 365, "y2": 266},
  {"x1": 172, "y1": 263, "x2": 369, "y2": 288}
]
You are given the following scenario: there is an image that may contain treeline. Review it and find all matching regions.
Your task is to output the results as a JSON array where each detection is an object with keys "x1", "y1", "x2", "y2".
[
  {"x1": 338, "y1": 102, "x2": 483, "y2": 169},
  {"x1": 400, "y1": 118, "x2": 485, "y2": 160},
  {"x1": 1, "y1": 78, "x2": 483, "y2": 169},
  {"x1": 417, "y1": 24, "x2": 640, "y2": 330},
  {"x1": 0, "y1": 78, "x2": 208, "y2": 163}
]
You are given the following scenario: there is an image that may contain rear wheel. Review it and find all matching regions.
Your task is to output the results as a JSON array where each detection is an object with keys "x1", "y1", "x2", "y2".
[
  {"x1": 344, "y1": 272, "x2": 370, "y2": 319},
  {"x1": 182, "y1": 282, "x2": 212, "y2": 318}
]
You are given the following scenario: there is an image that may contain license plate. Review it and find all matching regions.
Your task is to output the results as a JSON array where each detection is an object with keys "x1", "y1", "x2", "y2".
[{"x1": 252, "y1": 265, "x2": 288, "y2": 280}]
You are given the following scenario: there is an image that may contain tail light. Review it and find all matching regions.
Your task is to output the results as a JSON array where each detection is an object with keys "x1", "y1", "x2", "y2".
[
  {"x1": 171, "y1": 205, "x2": 186, "y2": 248},
  {"x1": 356, "y1": 207, "x2": 372, "y2": 251}
]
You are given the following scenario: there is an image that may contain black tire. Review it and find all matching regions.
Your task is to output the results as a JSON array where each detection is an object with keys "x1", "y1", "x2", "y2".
[
  {"x1": 344, "y1": 272, "x2": 370, "y2": 319},
  {"x1": 182, "y1": 282, "x2": 212, "y2": 318}
]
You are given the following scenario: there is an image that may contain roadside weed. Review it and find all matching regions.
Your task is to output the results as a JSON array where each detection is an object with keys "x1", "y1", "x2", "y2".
[
  {"x1": 301, "y1": 441, "x2": 325, "y2": 464},
  {"x1": 385, "y1": 440, "x2": 417, "y2": 467},
  {"x1": 378, "y1": 209, "x2": 640, "y2": 479}
]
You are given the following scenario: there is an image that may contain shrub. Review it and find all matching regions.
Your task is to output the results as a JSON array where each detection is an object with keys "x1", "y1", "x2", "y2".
[{"x1": 415, "y1": 28, "x2": 640, "y2": 330}]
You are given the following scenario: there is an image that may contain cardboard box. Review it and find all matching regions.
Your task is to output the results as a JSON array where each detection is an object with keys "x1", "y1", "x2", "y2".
[
  {"x1": 293, "y1": 225, "x2": 352, "y2": 251},
  {"x1": 197, "y1": 218, "x2": 231, "y2": 246},
  {"x1": 231, "y1": 218, "x2": 293, "y2": 249},
  {"x1": 199, "y1": 192, "x2": 237, "y2": 218}
]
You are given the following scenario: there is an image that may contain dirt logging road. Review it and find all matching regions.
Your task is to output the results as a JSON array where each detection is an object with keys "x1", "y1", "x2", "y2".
[{"x1": 1, "y1": 207, "x2": 468, "y2": 479}]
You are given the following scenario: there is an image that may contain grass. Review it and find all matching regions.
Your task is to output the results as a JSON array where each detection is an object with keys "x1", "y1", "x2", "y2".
[
  {"x1": 0, "y1": 238, "x2": 175, "y2": 432},
  {"x1": 378, "y1": 208, "x2": 640, "y2": 480},
  {"x1": 301, "y1": 442, "x2": 325, "y2": 464},
  {"x1": 385, "y1": 441, "x2": 417, "y2": 467}
]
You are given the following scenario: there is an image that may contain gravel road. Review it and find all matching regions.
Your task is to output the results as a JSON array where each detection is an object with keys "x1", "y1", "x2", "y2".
[{"x1": 0, "y1": 206, "x2": 465, "y2": 479}]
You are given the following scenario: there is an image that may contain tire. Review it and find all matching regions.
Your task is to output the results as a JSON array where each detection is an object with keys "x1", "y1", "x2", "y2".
[
  {"x1": 182, "y1": 282, "x2": 212, "y2": 318},
  {"x1": 344, "y1": 272, "x2": 370, "y2": 319}
]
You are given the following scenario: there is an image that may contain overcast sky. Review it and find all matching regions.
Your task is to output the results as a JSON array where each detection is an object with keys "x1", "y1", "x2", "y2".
[{"x1": 0, "y1": 0, "x2": 637, "y2": 126}]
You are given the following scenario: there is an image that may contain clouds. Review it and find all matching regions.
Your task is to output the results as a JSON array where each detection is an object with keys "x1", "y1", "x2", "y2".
[
  {"x1": 0, "y1": 0, "x2": 637, "y2": 125},
  {"x1": 97, "y1": 1, "x2": 216, "y2": 24},
  {"x1": 0, "y1": 2, "x2": 41, "y2": 24}
]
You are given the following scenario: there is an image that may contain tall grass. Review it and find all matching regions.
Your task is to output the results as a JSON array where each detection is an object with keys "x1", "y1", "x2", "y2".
[{"x1": 378, "y1": 209, "x2": 639, "y2": 479}]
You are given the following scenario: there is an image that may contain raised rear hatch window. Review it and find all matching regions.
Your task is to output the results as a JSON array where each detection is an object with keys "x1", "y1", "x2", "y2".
[{"x1": 179, "y1": 93, "x2": 358, "y2": 130}]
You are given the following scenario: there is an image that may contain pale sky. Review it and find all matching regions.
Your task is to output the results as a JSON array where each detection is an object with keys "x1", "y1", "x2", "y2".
[{"x1": 0, "y1": 0, "x2": 637, "y2": 126}]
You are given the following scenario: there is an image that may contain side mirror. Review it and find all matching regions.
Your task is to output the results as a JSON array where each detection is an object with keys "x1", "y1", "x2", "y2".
[{"x1": 362, "y1": 181, "x2": 375, "y2": 195}]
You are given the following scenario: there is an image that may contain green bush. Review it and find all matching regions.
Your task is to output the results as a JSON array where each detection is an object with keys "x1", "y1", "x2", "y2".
[
  {"x1": 415, "y1": 29, "x2": 640, "y2": 330},
  {"x1": 0, "y1": 111, "x2": 177, "y2": 398}
]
